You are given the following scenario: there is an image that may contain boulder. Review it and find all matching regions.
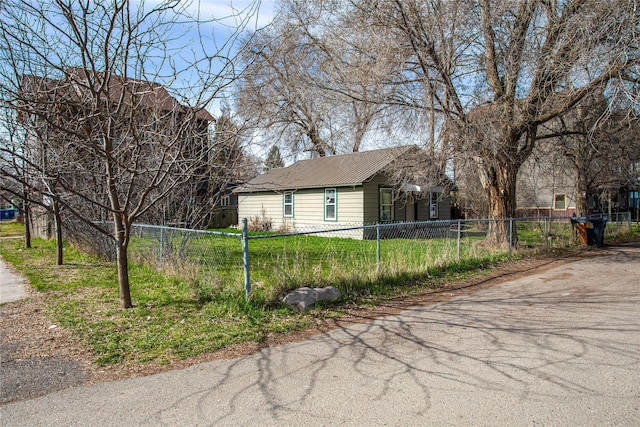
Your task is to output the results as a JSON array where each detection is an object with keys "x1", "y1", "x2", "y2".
[{"x1": 281, "y1": 286, "x2": 341, "y2": 310}]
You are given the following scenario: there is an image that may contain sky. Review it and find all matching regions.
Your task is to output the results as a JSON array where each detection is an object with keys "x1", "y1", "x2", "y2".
[
  {"x1": 139, "y1": 0, "x2": 275, "y2": 29},
  {"x1": 144, "y1": 0, "x2": 276, "y2": 114},
  {"x1": 191, "y1": 0, "x2": 275, "y2": 28},
  {"x1": 159, "y1": 1, "x2": 277, "y2": 157},
  {"x1": 0, "y1": 1, "x2": 277, "y2": 156}
]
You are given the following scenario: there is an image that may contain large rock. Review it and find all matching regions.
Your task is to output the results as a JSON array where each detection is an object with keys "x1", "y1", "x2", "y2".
[{"x1": 281, "y1": 286, "x2": 341, "y2": 310}]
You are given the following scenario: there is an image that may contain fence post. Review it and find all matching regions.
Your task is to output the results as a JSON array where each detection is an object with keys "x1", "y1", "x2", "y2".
[
  {"x1": 508, "y1": 218, "x2": 513, "y2": 255},
  {"x1": 457, "y1": 220, "x2": 461, "y2": 262},
  {"x1": 242, "y1": 218, "x2": 251, "y2": 300},
  {"x1": 544, "y1": 217, "x2": 549, "y2": 248},
  {"x1": 159, "y1": 225, "x2": 164, "y2": 268},
  {"x1": 376, "y1": 223, "x2": 381, "y2": 272}
]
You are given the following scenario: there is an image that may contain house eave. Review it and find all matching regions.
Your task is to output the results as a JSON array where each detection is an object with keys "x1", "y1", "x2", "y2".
[{"x1": 235, "y1": 182, "x2": 365, "y2": 194}]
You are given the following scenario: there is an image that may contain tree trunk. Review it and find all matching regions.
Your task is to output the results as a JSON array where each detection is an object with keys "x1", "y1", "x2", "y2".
[
  {"x1": 575, "y1": 173, "x2": 589, "y2": 217},
  {"x1": 104, "y1": 131, "x2": 133, "y2": 308},
  {"x1": 113, "y1": 214, "x2": 132, "y2": 309},
  {"x1": 479, "y1": 157, "x2": 518, "y2": 248},
  {"x1": 52, "y1": 198, "x2": 63, "y2": 265},
  {"x1": 23, "y1": 198, "x2": 31, "y2": 249},
  {"x1": 307, "y1": 124, "x2": 335, "y2": 157}
]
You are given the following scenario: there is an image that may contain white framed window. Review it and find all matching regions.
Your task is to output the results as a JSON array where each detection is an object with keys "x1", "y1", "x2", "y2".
[
  {"x1": 283, "y1": 191, "x2": 294, "y2": 217},
  {"x1": 379, "y1": 187, "x2": 394, "y2": 222},
  {"x1": 325, "y1": 188, "x2": 337, "y2": 221},
  {"x1": 553, "y1": 193, "x2": 566, "y2": 210},
  {"x1": 430, "y1": 192, "x2": 439, "y2": 219},
  {"x1": 220, "y1": 195, "x2": 230, "y2": 206}
]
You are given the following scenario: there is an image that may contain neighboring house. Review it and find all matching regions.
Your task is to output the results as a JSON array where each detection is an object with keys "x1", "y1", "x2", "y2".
[
  {"x1": 516, "y1": 144, "x2": 638, "y2": 218},
  {"x1": 516, "y1": 146, "x2": 578, "y2": 217},
  {"x1": 0, "y1": 192, "x2": 18, "y2": 220},
  {"x1": 206, "y1": 184, "x2": 240, "y2": 229},
  {"x1": 236, "y1": 146, "x2": 453, "y2": 238},
  {"x1": 18, "y1": 69, "x2": 214, "y2": 237}
]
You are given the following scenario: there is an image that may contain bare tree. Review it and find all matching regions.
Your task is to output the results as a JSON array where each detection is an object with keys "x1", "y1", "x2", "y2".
[
  {"x1": 536, "y1": 91, "x2": 640, "y2": 216},
  {"x1": 0, "y1": 110, "x2": 68, "y2": 263},
  {"x1": 143, "y1": 105, "x2": 258, "y2": 229},
  {"x1": 236, "y1": 15, "x2": 336, "y2": 157},
  {"x1": 0, "y1": 0, "x2": 259, "y2": 308},
  {"x1": 0, "y1": 130, "x2": 35, "y2": 250},
  {"x1": 335, "y1": 0, "x2": 639, "y2": 246},
  {"x1": 235, "y1": 0, "x2": 393, "y2": 158}
]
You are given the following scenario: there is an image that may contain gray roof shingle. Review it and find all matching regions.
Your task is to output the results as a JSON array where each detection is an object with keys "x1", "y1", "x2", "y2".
[{"x1": 237, "y1": 146, "x2": 417, "y2": 192}]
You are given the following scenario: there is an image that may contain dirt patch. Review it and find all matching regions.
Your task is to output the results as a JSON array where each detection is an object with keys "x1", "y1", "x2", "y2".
[{"x1": 0, "y1": 246, "x2": 606, "y2": 403}]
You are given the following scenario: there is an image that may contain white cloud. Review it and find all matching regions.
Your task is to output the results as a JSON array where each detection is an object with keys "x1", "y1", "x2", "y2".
[{"x1": 138, "y1": 0, "x2": 274, "y2": 30}]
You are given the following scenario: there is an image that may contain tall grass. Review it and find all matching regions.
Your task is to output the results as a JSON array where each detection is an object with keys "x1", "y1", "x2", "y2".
[
  {"x1": 3, "y1": 218, "x2": 637, "y2": 367},
  {"x1": 131, "y1": 228, "x2": 510, "y2": 307}
]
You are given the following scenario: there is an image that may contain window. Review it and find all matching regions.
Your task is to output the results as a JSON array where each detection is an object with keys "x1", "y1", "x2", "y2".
[
  {"x1": 430, "y1": 192, "x2": 439, "y2": 219},
  {"x1": 554, "y1": 193, "x2": 566, "y2": 210},
  {"x1": 325, "y1": 188, "x2": 337, "y2": 221},
  {"x1": 283, "y1": 191, "x2": 294, "y2": 217},
  {"x1": 631, "y1": 191, "x2": 639, "y2": 209},
  {"x1": 220, "y1": 195, "x2": 230, "y2": 206},
  {"x1": 379, "y1": 187, "x2": 394, "y2": 221}
]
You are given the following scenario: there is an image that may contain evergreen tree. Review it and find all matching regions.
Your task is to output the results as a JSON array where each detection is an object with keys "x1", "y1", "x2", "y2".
[{"x1": 264, "y1": 145, "x2": 285, "y2": 171}]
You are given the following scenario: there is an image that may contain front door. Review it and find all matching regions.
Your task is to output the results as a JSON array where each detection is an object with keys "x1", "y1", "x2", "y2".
[{"x1": 406, "y1": 199, "x2": 416, "y2": 221}]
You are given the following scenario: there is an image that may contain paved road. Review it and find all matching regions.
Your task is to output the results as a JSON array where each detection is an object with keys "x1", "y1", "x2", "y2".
[{"x1": 2, "y1": 243, "x2": 639, "y2": 426}]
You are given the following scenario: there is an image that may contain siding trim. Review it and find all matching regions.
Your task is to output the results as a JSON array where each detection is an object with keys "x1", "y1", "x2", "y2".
[
  {"x1": 379, "y1": 185, "x2": 394, "y2": 222},
  {"x1": 324, "y1": 188, "x2": 337, "y2": 222},
  {"x1": 283, "y1": 190, "x2": 294, "y2": 218}
]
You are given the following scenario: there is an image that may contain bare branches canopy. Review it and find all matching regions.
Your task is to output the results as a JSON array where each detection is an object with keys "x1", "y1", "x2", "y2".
[
  {"x1": 0, "y1": 0, "x2": 259, "y2": 308},
  {"x1": 233, "y1": 0, "x2": 639, "y2": 245}
]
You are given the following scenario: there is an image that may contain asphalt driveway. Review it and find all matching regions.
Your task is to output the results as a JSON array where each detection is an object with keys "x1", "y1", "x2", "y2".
[{"x1": 2, "y1": 242, "x2": 639, "y2": 426}]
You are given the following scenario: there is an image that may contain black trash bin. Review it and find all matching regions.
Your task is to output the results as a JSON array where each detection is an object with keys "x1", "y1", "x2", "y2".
[{"x1": 586, "y1": 216, "x2": 607, "y2": 247}]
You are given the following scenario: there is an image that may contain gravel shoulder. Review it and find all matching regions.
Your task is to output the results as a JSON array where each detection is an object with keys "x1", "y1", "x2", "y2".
[{"x1": 0, "y1": 245, "x2": 612, "y2": 404}]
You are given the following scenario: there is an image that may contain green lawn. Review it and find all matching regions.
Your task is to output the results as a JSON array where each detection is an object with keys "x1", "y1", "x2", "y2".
[
  {"x1": 129, "y1": 226, "x2": 502, "y2": 305},
  {"x1": 3, "y1": 218, "x2": 636, "y2": 368},
  {"x1": 0, "y1": 234, "x2": 315, "y2": 365}
]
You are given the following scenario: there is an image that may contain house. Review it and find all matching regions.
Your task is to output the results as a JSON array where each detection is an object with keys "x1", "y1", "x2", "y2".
[
  {"x1": 516, "y1": 141, "x2": 639, "y2": 219},
  {"x1": 516, "y1": 144, "x2": 579, "y2": 217},
  {"x1": 205, "y1": 183, "x2": 240, "y2": 229},
  {"x1": 18, "y1": 69, "x2": 215, "y2": 237},
  {"x1": 236, "y1": 145, "x2": 454, "y2": 237}
]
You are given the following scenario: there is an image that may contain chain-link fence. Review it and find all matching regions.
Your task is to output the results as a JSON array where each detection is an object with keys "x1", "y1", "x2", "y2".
[
  {"x1": 126, "y1": 213, "x2": 633, "y2": 303},
  {"x1": 129, "y1": 224, "x2": 245, "y2": 301}
]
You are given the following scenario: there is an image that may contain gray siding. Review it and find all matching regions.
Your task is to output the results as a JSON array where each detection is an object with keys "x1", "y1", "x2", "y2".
[
  {"x1": 440, "y1": 195, "x2": 452, "y2": 219},
  {"x1": 517, "y1": 144, "x2": 577, "y2": 211},
  {"x1": 416, "y1": 198, "x2": 430, "y2": 221},
  {"x1": 362, "y1": 175, "x2": 388, "y2": 224}
]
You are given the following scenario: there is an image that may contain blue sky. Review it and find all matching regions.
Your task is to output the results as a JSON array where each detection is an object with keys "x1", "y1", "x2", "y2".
[
  {"x1": 187, "y1": 0, "x2": 275, "y2": 28},
  {"x1": 0, "y1": 1, "x2": 276, "y2": 138},
  {"x1": 140, "y1": 1, "x2": 276, "y2": 114}
]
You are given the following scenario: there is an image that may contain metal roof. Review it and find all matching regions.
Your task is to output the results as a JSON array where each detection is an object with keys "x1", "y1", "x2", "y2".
[{"x1": 236, "y1": 146, "x2": 417, "y2": 192}]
